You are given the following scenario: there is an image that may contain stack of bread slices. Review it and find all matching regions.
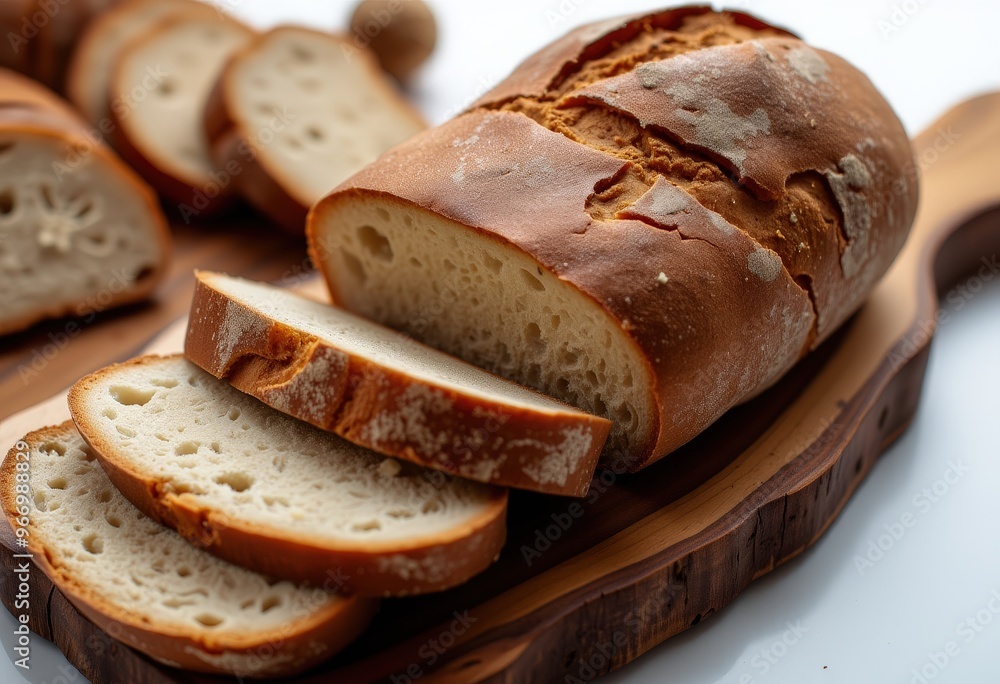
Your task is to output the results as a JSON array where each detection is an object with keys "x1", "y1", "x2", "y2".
[
  {"x1": 67, "y1": 0, "x2": 424, "y2": 229},
  {"x1": 3, "y1": 271, "x2": 611, "y2": 677}
]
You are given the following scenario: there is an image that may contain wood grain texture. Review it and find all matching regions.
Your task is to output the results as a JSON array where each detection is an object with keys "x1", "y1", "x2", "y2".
[{"x1": 2, "y1": 94, "x2": 1000, "y2": 683}]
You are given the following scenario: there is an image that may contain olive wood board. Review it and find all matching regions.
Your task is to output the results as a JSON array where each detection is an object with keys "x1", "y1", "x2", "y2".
[{"x1": 2, "y1": 93, "x2": 1000, "y2": 683}]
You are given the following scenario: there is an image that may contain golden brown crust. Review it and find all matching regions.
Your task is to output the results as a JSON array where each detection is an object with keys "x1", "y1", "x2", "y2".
[
  {"x1": 0, "y1": 70, "x2": 171, "y2": 337},
  {"x1": 183, "y1": 271, "x2": 611, "y2": 496},
  {"x1": 310, "y1": 7, "x2": 919, "y2": 471},
  {"x1": 68, "y1": 354, "x2": 510, "y2": 597},
  {"x1": 204, "y1": 25, "x2": 426, "y2": 233},
  {"x1": 1, "y1": 422, "x2": 379, "y2": 678}
]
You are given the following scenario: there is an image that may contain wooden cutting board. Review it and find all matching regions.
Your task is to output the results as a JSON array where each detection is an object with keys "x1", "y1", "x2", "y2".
[{"x1": 2, "y1": 93, "x2": 999, "y2": 684}]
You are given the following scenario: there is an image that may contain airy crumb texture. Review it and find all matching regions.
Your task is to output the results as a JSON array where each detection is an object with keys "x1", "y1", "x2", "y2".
[
  {"x1": 69, "y1": 355, "x2": 507, "y2": 595},
  {"x1": 0, "y1": 132, "x2": 165, "y2": 334},
  {"x1": 0, "y1": 423, "x2": 375, "y2": 678}
]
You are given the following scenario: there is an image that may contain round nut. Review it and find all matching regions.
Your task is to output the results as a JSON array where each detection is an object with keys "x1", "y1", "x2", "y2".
[{"x1": 349, "y1": 0, "x2": 437, "y2": 82}]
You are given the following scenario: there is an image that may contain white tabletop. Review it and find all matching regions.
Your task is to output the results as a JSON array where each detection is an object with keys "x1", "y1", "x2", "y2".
[{"x1": 3, "y1": 2, "x2": 999, "y2": 682}]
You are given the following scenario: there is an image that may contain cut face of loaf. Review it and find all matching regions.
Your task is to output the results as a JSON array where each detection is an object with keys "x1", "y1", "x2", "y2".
[
  {"x1": 310, "y1": 8, "x2": 918, "y2": 472},
  {"x1": 69, "y1": 355, "x2": 507, "y2": 597},
  {"x1": 206, "y1": 26, "x2": 425, "y2": 232},
  {"x1": 0, "y1": 72, "x2": 169, "y2": 336},
  {"x1": 184, "y1": 271, "x2": 610, "y2": 496},
  {"x1": 1, "y1": 423, "x2": 377, "y2": 678},
  {"x1": 112, "y1": 14, "x2": 254, "y2": 212},
  {"x1": 68, "y1": 0, "x2": 220, "y2": 125}
]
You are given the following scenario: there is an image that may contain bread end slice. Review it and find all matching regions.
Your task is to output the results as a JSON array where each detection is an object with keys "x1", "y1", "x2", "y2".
[
  {"x1": 184, "y1": 271, "x2": 611, "y2": 496},
  {"x1": 1, "y1": 422, "x2": 377, "y2": 678}
]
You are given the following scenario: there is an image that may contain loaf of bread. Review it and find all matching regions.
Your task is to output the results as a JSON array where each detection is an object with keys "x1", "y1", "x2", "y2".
[
  {"x1": 184, "y1": 271, "x2": 610, "y2": 496},
  {"x1": 205, "y1": 25, "x2": 425, "y2": 232},
  {"x1": 0, "y1": 69, "x2": 170, "y2": 336},
  {"x1": 309, "y1": 7, "x2": 919, "y2": 472},
  {"x1": 69, "y1": 355, "x2": 508, "y2": 596},
  {"x1": 67, "y1": 0, "x2": 220, "y2": 126},
  {"x1": 2, "y1": 423, "x2": 377, "y2": 677},
  {"x1": 110, "y1": 12, "x2": 255, "y2": 214}
]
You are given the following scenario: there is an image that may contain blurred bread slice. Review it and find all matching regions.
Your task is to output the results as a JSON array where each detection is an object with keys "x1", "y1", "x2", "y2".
[
  {"x1": 110, "y1": 13, "x2": 254, "y2": 214},
  {"x1": 206, "y1": 26, "x2": 424, "y2": 232},
  {"x1": 0, "y1": 70, "x2": 169, "y2": 336},
  {"x1": 67, "y1": 0, "x2": 219, "y2": 125}
]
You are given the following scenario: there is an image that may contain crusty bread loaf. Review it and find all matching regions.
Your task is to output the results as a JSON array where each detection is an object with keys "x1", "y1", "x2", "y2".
[
  {"x1": 68, "y1": 0, "x2": 219, "y2": 125},
  {"x1": 1, "y1": 423, "x2": 377, "y2": 678},
  {"x1": 0, "y1": 69, "x2": 170, "y2": 336},
  {"x1": 184, "y1": 271, "x2": 610, "y2": 496},
  {"x1": 205, "y1": 25, "x2": 425, "y2": 232},
  {"x1": 309, "y1": 7, "x2": 919, "y2": 472},
  {"x1": 110, "y1": 13, "x2": 255, "y2": 213},
  {"x1": 68, "y1": 355, "x2": 508, "y2": 596}
]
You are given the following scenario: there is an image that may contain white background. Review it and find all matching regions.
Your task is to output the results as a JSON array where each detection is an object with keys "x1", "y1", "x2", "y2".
[{"x1": 3, "y1": 1, "x2": 1000, "y2": 682}]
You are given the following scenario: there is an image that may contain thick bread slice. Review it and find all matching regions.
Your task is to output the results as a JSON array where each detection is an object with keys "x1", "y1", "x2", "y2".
[
  {"x1": 205, "y1": 25, "x2": 425, "y2": 232},
  {"x1": 67, "y1": 0, "x2": 219, "y2": 125},
  {"x1": 0, "y1": 70, "x2": 170, "y2": 336},
  {"x1": 68, "y1": 355, "x2": 508, "y2": 596},
  {"x1": 184, "y1": 271, "x2": 610, "y2": 496},
  {"x1": 1, "y1": 423, "x2": 377, "y2": 678},
  {"x1": 309, "y1": 9, "x2": 918, "y2": 473},
  {"x1": 111, "y1": 14, "x2": 255, "y2": 212}
]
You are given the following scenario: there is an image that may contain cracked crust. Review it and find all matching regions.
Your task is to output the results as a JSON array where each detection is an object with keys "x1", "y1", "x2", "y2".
[
  {"x1": 310, "y1": 7, "x2": 918, "y2": 471},
  {"x1": 183, "y1": 271, "x2": 611, "y2": 496}
]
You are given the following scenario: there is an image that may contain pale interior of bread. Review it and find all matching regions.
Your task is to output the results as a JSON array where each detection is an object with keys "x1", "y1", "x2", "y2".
[
  {"x1": 226, "y1": 28, "x2": 424, "y2": 206},
  {"x1": 73, "y1": 0, "x2": 219, "y2": 125},
  {"x1": 75, "y1": 357, "x2": 498, "y2": 543},
  {"x1": 116, "y1": 17, "x2": 252, "y2": 186},
  {"x1": 203, "y1": 272, "x2": 593, "y2": 414},
  {"x1": 22, "y1": 424, "x2": 341, "y2": 640},
  {"x1": 313, "y1": 201, "x2": 654, "y2": 461},
  {"x1": 0, "y1": 133, "x2": 163, "y2": 328}
]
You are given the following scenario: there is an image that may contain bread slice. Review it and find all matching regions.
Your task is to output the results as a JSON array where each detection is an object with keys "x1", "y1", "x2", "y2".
[
  {"x1": 183, "y1": 271, "x2": 610, "y2": 496},
  {"x1": 205, "y1": 25, "x2": 425, "y2": 232},
  {"x1": 0, "y1": 70, "x2": 170, "y2": 336},
  {"x1": 68, "y1": 355, "x2": 507, "y2": 596},
  {"x1": 111, "y1": 13, "x2": 255, "y2": 213},
  {"x1": 67, "y1": 0, "x2": 219, "y2": 125},
  {"x1": 1, "y1": 422, "x2": 377, "y2": 678}
]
